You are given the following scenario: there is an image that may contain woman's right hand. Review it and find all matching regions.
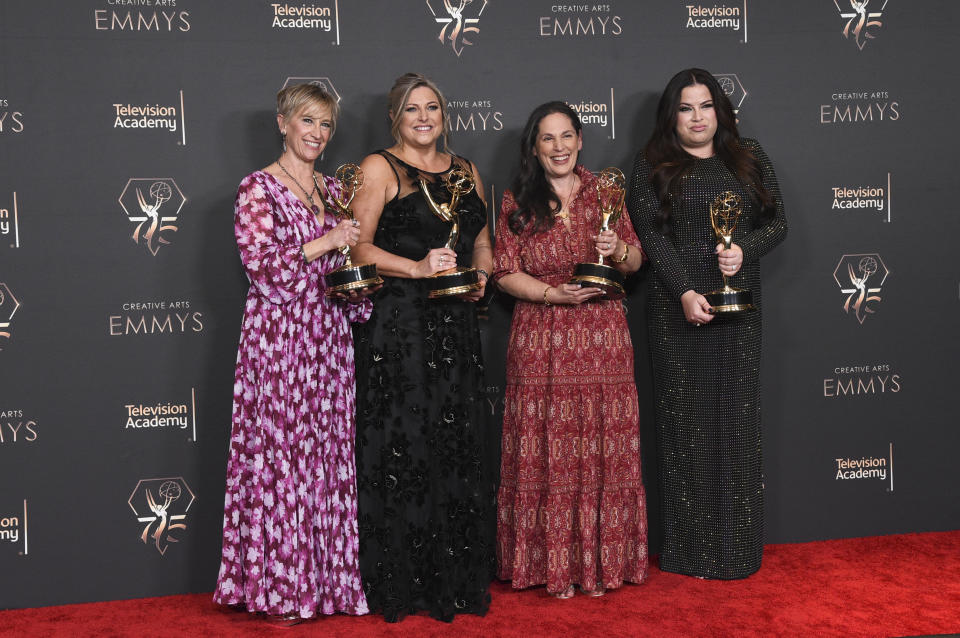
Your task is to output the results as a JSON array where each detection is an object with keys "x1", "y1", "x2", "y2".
[
  {"x1": 546, "y1": 283, "x2": 604, "y2": 305},
  {"x1": 680, "y1": 290, "x2": 714, "y2": 325},
  {"x1": 412, "y1": 247, "x2": 459, "y2": 278},
  {"x1": 325, "y1": 219, "x2": 361, "y2": 253}
]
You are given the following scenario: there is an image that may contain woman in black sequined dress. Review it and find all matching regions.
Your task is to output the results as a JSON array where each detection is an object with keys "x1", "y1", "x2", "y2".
[
  {"x1": 350, "y1": 73, "x2": 496, "y2": 621},
  {"x1": 627, "y1": 68, "x2": 787, "y2": 579}
]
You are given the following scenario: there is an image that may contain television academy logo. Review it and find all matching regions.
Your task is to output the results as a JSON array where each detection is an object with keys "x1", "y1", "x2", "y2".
[
  {"x1": 538, "y1": 3, "x2": 623, "y2": 37},
  {"x1": 0, "y1": 283, "x2": 21, "y2": 349},
  {"x1": 714, "y1": 73, "x2": 747, "y2": 119},
  {"x1": 831, "y1": 174, "x2": 891, "y2": 222},
  {"x1": 1, "y1": 409, "x2": 38, "y2": 445},
  {"x1": 0, "y1": 98, "x2": 24, "y2": 134},
  {"x1": 567, "y1": 90, "x2": 617, "y2": 139},
  {"x1": 834, "y1": 0, "x2": 888, "y2": 50},
  {"x1": 685, "y1": 2, "x2": 747, "y2": 42},
  {"x1": 270, "y1": 1, "x2": 338, "y2": 37},
  {"x1": 426, "y1": 0, "x2": 488, "y2": 56},
  {"x1": 282, "y1": 77, "x2": 341, "y2": 102},
  {"x1": 124, "y1": 388, "x2": 199, "y2": 442},
  {"x1": 1, "y1": 192, "x2": 21, "y2": 248},
  {"x1": 833, "y1": 253, "x2": 889, "y2": 324},
  {"x1": 834, "y1": 444, "x2": 894, "y2": 491},
  {"x1": 128, "y1": 477, "x2": 195, "y2": 555},
  {"x1": 119, "y1": 178, "x2": 187, "y2": 256},
  {"x1": 113, "y1": 91, "x2": 187, "y2": 146},
  {"x1": 0, "y1": 501, "x2": 29, "y2": 556},
  {"x1": 93, "y1": 2, "x2": 191, "y2": 32}
]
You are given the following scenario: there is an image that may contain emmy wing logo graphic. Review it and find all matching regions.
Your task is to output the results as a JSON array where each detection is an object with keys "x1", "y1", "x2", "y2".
[
  {"x1": 833, "y1": 254, "x2": 889, "y2": 324},
  {"x1": 0, "y1": 283, "x2": 21, "y2": 349},
  {"x1": 426, "y1": 0, "x2": 488, "y2": 56},
  {"x1": 281, "y1": 77, "x2": 341, "y2": 102},
  {"x1": 128, "y1": 478, "x2": 195, "y2": 555},
  {"x1": 834, "y1": 0, "x2": 888, "y2": 50},
  {"x1": 119, "y1": 179, "x2": 186, "y2": 256},
  {"x1": 714, "y1": 73, "x2": 747, "y2": 119}
]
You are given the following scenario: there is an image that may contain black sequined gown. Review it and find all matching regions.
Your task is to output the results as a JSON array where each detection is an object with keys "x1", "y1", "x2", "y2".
[
  {"x1": 354, "y1": 151, "x2": 496, "y2": 622},
  {"x1": 627, "y1": 139, "x2": 786, "y2": 579}
]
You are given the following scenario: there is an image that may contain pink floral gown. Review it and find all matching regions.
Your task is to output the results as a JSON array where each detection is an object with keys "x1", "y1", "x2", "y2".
[{"x1": 213, "y1": 171, "x2": 370, "y2": 618}]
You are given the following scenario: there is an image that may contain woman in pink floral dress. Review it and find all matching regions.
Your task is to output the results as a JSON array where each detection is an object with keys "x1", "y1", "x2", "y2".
[{"x1": 213, "y1": 83, "x2": 377, "y2": 623}]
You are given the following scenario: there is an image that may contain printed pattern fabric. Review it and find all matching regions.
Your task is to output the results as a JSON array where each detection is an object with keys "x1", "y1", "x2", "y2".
[
  {"x1": 492, "y1": 165, "x2": 649, "y2": 595},
  {"x1": 214, "y1": 170, "x2": 371, "y2": 618}
]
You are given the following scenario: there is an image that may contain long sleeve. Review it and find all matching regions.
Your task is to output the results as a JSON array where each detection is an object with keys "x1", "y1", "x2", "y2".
[
  {"x1": 737, "y1": 139, "x2": 787, "y2": 264},
  {"x1": 234, "y1": 174, "x2": 312, "y2": 305},
  {"x1": 627, "y1": 153, "x2": 693, "y2": 299}
]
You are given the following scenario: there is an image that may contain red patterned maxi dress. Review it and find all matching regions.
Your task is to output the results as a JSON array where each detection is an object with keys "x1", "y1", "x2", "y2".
[{"x1": 492, "y1": 166, "x2": 648, "y2": 595}]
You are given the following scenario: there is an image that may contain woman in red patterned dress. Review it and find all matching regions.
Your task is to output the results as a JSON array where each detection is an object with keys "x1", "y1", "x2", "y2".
[{"x1": 492, "y1": 102, "x2": 649, "y2": 599}]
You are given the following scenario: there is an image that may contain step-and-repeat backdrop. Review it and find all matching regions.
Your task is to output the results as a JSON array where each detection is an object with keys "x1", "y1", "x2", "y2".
[{"x1": 2, "y1": 0, "x2": 958, "y2": 608}]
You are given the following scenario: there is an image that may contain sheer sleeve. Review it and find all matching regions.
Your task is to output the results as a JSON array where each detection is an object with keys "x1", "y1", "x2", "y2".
[
  {"x1": 492, "y1": 189, "x2": 524, "y2": 283},
  {"x1": 234, "y1": 173, "x2": 311, "y2": 305},
  {"x1": 738, "y1": 139, "x2": 788, "y2": 264},
  {"x1": 627, "y1": 153, "x2": 692, "y2": 298}
]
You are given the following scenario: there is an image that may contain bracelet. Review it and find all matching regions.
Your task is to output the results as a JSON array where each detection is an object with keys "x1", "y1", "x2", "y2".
[
  {"x1": 543, "y1": 286, "x2": 552, "y2": 306},
  {"x1": 476, "y1": 268, "x2": 489, "y2": 280},
  {"x1": 613, "y1": 242, "x2": 629, "y2": 264}
]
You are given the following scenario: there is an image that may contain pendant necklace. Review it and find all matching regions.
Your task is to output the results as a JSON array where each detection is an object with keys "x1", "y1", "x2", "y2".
[{"x1": 277, "y1": 159, "x2": 317, "y2": 210}]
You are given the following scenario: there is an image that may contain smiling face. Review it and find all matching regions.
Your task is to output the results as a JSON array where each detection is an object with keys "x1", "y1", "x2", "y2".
[
  {"x1": 278, "y1": 103, "x2": 333, "y2": 162},
  {"x1": 674, "y1": 83, "x2": 717, "y2": 157},
  {"x1": 395, "y1": 85, "x2": 443, "y2": 148},
  {"x1": 533, "y1": 111, "x2": 582, "y2": 181}
]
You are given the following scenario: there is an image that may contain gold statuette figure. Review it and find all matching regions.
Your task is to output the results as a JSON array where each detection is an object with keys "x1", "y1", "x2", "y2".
[
  {"x1": 418, "y1": 167, "x2": 483, "y2": 299},
  {"x1": 704, "y1": 191, "x2": 754, "y2": 313},
  {"x1": 569, "y1": 167, "x2": 627, "y2": 300},
  {"x1": 322, "y1": 163, "x2": 383, "y2": 294}
]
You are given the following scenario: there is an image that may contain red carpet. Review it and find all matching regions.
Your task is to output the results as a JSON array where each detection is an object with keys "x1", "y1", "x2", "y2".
[{"x1": 3, "y1": 531, "x2": 959, "y2": 638}]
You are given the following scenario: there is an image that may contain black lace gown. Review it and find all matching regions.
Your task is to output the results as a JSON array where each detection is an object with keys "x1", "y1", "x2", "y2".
[
  {"x1": 627, "y1": 139, "x2": 787, "y2": 579},
  {"x1": 353, "y1": 151, "x2": 496, "y2": 622}
]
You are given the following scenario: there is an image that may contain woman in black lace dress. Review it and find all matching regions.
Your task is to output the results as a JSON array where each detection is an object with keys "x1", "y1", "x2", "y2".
[
  {"x1": 627, "y1": 68, "x2": 787, "y2": 579},
  {"x1": 350, "y1": 72, "x2": 496, "y2": 622}
]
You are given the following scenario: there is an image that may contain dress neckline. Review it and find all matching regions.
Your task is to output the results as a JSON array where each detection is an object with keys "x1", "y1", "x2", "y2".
[
  {"x1": 258, "y1": 169, "x2": 333, "y2": 226},
  {"x1": 382, "y1": 149, "x2": 455, "y2": 176}
]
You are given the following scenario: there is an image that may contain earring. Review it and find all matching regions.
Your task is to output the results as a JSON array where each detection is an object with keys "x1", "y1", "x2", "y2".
[{"x1": 281, "y1": 131, "x2": 287, "y2": 153}]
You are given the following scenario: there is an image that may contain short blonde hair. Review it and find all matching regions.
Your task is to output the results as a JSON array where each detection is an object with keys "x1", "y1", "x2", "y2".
[
  {"x1": 387, "y1": 72, "x2": 450, "y2": 151},
  {"x1": 277, "y1": 82, "x2": 340, "y2": 135}
]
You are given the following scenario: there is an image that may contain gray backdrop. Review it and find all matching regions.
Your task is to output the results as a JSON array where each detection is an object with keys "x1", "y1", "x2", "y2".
[{"x1": 2, "y1": 0, "x2": 958, "y2": 609}]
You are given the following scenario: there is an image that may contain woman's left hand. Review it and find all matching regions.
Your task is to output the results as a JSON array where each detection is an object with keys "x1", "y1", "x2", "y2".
[
  {"x1": 594, "y1": 230, "x2": 621, "y2": 259},
  {"x1": 330, "y1": 283, "x2": 382, "y2": 303},
  {"x1": 716, "y1": 243, "x2": 744, "y2": 277},
  {"x1": 457, "y1": 270, "x2": 487, "y2": 302}
]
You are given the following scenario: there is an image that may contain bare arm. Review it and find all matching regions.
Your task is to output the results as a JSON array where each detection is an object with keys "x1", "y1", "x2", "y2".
[{"x1": 350, "y1": 153, "x2": 456, "y2": 278}]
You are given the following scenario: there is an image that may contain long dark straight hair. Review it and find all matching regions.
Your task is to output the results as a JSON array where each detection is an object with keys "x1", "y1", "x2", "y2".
[
  {"x1": 645, "y1": 68, "x2": 774, "y2": 234},
  {"x1": 508, "y1": 101, "x2": 582, "y2": 235}
]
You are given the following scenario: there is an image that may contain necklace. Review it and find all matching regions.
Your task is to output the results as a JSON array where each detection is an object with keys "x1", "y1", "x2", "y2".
[
  {"x1": 554, "y1": 175, "x2": 578, "y2": 221},
  {"x1": 277, "y1": 159, "x2": 317, "y2": 208}
]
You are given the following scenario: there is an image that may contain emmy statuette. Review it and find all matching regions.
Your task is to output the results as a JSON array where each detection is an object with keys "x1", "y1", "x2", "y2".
[
  {"x1": 322, "y1": 164, "x2": 383, "y2": 294},
  {"x1": 569, "y1": 167, "x2": 627, "y2": 300},
  {"x1": 418, "y1": 167, "x2": 483, "y2": 299},
  {"x1": 704, "y1": 191, "x2": 755, "y2": 314}
]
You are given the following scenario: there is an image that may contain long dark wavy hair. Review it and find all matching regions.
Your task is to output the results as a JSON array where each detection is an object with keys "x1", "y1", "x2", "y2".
[
  {"x1": 645, "y1": 68, "x2": 774, "y2": 234},
  {"x1": 508, "y1": 101, "x2": 582, "y2": 235}
]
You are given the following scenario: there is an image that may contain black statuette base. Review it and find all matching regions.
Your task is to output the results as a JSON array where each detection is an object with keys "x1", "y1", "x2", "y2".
[
  {"x1": 427, "y1": 267, "x2": 481, "y2": 299},
  {"x1": 569, "y1": 262, "x2": 626, "y2": 300},
  {"x1": 325, "y1": 262, "x2": 383, "y2": 295},
  {"x1": 705, "y1": 286, "x2": 755, "y2": 314}
]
